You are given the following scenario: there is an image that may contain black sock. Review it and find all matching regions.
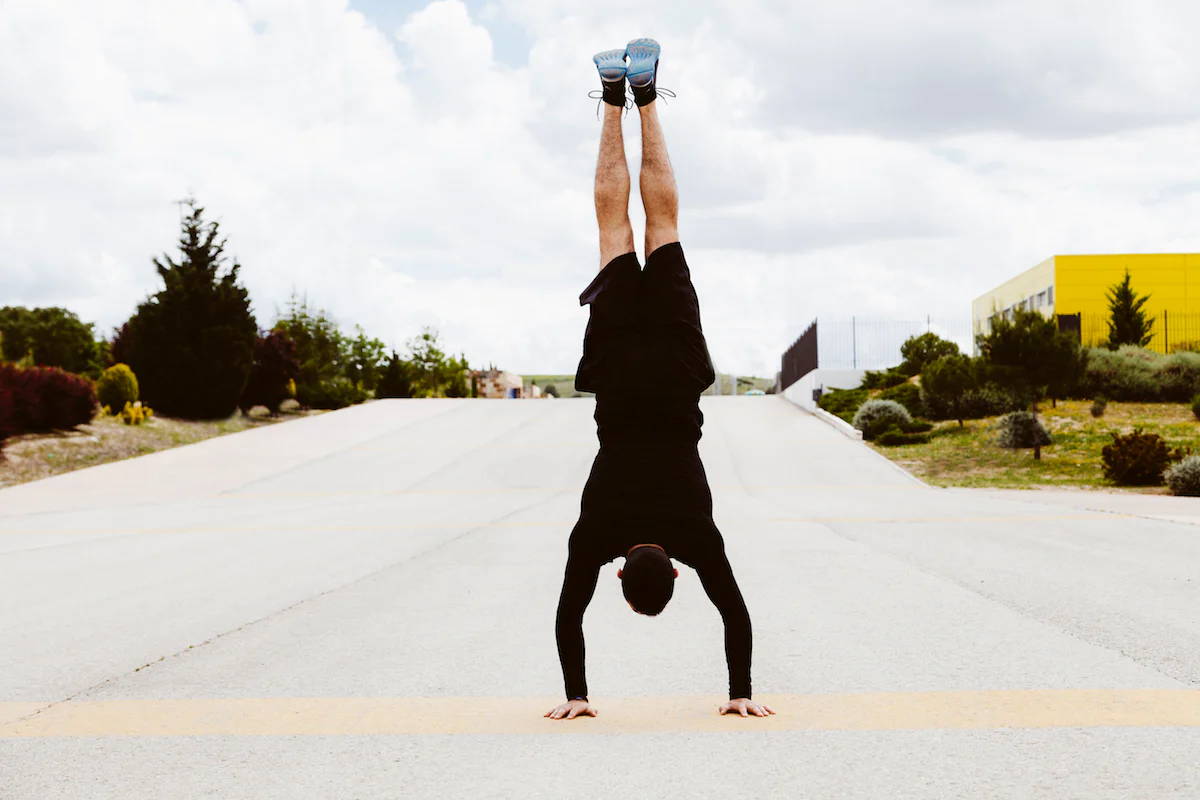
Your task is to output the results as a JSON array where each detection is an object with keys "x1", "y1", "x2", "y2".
[{"x1": 601, "y1": 78, "x2": 626, "y2": 107}]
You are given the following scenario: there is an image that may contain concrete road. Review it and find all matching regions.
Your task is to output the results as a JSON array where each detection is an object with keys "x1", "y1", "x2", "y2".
[{"x1": 2, "y1": 397, "x2": 1199, "y2": 799}]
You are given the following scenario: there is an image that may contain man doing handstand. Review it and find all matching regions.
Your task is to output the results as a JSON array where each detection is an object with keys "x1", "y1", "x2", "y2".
[{"x1": 545, "y1": 38, "x2": 774, "y2": 722}]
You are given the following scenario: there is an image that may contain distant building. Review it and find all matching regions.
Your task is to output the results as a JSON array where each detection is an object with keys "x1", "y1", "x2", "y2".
[
  {"x1": 972, "y1": 253, "x2": 1200, "y2": 354},
  {"x1": 472, "y1": 368, "x2": 526, "y2": 398}
]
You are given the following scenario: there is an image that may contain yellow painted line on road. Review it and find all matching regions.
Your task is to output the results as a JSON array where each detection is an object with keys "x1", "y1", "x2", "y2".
[
  {"x1": 769, "y1": 511, "x2": 1130, "y2": 524},
  {"x1": 4, "y1": 690, "x2": 1199, "y2": 737}
]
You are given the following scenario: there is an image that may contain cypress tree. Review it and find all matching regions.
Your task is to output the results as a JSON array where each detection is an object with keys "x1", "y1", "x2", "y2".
[
  {"x1": 116, "y1": 197, "x2": 258, "y2": 418},
  {"x1": 1104, "y1": 268, "x2": 1155, "y2": 350}
]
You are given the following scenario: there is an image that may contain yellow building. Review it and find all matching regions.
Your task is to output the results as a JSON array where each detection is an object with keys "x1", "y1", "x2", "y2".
[{"x1": 971, "y1": 253, "x2": 1200, "y2": 353}]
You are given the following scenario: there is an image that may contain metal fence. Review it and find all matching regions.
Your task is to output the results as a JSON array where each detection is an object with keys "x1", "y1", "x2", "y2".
[
  {"x1": 1060, "y1": 310, "x2": 1200, "y2": 353},
  {"x1": 779, "y1": 320, "x2": 817, "y2": 389},
  {"x1": 813, "y1": 315, "x2": 974, "y2": 371},
  {"x1": 778, "y1": 315, "x2": 974, "y2": 389}
]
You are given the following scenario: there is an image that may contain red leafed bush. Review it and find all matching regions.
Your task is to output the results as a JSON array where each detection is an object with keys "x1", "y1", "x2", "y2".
[{"x1": 0, "y1": 363, "x2": 97, "y2": 443}]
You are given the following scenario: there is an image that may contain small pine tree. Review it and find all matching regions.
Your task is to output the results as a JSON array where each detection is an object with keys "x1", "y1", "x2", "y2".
[
  {"x1": 1104, "y1": 268, "x2": 1155, "y2": 350},
  {"x1": 376, "y1": 352, "x2": 414, "y2": 398}
]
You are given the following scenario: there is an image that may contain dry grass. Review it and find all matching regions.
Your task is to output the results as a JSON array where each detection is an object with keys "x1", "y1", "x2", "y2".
[
  {"x1": 868, "y1": 399, "x2": 1200, "y2": 493},
  {"x1": 0, "y1": 403, "x2": 322, "y2": 489}
]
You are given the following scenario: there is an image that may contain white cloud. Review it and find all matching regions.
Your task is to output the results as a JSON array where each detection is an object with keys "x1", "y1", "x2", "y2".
[{"x1": 2, "y1": 0, "x2": 1200, "y2": 381}]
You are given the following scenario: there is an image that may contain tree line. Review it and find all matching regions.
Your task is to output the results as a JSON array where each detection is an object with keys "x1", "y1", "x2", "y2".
[{"x1": 1, "y1": 196, "x2": 475, "y2": 421}]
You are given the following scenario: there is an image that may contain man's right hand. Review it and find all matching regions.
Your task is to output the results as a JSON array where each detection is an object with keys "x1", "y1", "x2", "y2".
[{"x1": 544, "y1": 699, "x2": 598, "y2": 720}]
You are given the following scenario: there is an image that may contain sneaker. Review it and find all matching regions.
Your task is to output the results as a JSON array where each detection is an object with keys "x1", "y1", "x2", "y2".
[
  {"x1": 625, "y1": 37, "x2": 662, "y2": 107},
  {"x1": 591, "y1": 48, "x2": 629, "y2": 108}
]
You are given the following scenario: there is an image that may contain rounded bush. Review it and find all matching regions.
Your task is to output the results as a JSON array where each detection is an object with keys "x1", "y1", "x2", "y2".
[
  {"x1": 1101, "y1": 428, "x2": 1188, "y2": 485},
  {"x1": 996, "y1": 411, "x2": 1051, "y2": 450},
  {"x1": 1090, "y1": 395, "x2": 1108, "y2": 418},
  {"x1": 0, "y1": 363, "x2": 96, "y2": 435},
  {"x1": 96, "y1": 363, "x2": 139, "y2": 413},
  {"x1": 1154, "y1": 351, "x2": 1200, "y2": 402},
  {"x1": 1164, "y1": 455, "x2": 1200, "y2": 496},
  {"x1": 852, "y1": 398, "x2": 912, "y2": 440}
]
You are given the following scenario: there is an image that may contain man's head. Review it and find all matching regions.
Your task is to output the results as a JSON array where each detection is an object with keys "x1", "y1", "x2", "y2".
[{"x1": 617, "y1": 543, "x2": 678, "y2": 615}]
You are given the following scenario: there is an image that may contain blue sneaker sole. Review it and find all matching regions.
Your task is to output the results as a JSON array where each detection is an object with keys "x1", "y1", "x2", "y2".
[
  {"x1": 593, "y1": 49, "x2": 627, "y2": 82},
  {"x1": 625, "y1": 37, "x2": 659, "y2": 87}
]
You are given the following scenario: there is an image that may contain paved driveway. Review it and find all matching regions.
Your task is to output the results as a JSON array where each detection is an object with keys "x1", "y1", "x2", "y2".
[{"x1": 2, "y1": 397, "x2": 1199, "y2": 798}]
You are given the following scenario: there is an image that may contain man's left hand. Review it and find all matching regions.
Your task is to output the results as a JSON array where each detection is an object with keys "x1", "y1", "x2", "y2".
[{"x1": 718, "y1": 698, "x2": 775, "y2": 717}]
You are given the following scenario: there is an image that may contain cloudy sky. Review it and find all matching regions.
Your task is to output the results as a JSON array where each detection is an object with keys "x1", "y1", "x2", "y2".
[{"x1": 3, "y1": 0, "x2": 1200, "y2": 378}]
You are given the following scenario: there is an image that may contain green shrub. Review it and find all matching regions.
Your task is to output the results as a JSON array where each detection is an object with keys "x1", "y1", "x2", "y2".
[
  {"x1": 817, "y1": 387, "x2": 868, "y2": 422},
  {"x1": 1192, "y1": 393, "x2": 1200, "y2": 421},
  {"x1": 899, "y1": 332, "x2": 960, "y2": 376},
  {"x1": 860, "y1": 367, "x2": 909, "y2": 390},
  {"x1": 1153, "y1": 351, "x2": 1200, "y2": 402},
  {"x1": 922, "y1": 382, "x2": 1027, "y2": 422},
  {"x1": 1090, "y1": 395, "x2": 1107, "y2": 418},
  {"x1": 875, "y1": 426, "x2": 931, "y2": 446},
  {"x1": 1100, "y1": 428, "x2": 1189, "y2": 485},
  {"x1": 996, "y1": 411, "x2": 1052, "y2": 458},
  {"x1": 879, "y1": 381, "x2": 924, "y2": 418},
  {"x1": 300, "y1": 376, "x2": 367, "y2": 410},
  {"x1": 96, "y1": 363, "x2": 139, "y2": 412},
  {"x1": 901, "y1": 419, "x2": 934, "y2": 433},
  {"x1": 1080, "y1": 345, "x2": 1162, "y2": 401},
  {"x1": 1164, "y1": 455, "x2": 1200, "y2": 496},
  {"x1": 852, "y1": 398, "x2": 912, "y2": 440}
]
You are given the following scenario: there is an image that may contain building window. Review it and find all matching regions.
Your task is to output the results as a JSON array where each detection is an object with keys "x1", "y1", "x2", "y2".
[{"x1": 1047, "y1": 285, "x2": 1054, "y2": 305}]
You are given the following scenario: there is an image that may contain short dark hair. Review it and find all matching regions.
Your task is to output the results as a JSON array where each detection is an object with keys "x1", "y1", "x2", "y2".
[{"x1": 621, "y1": 546, "x2": 675, "y2": 615}]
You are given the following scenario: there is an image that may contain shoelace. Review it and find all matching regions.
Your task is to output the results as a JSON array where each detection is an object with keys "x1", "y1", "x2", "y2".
[
  {"x1": 587, "y1": 89, "x2": 635, "y2": 120},
  {"x1": 587, "y1": 86, "x2": 677, "y2": 119}
]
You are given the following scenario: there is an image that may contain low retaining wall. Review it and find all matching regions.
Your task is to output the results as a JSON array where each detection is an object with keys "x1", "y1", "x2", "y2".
[{"x1": 780, "y1": 368, "x2": 867, "y2": 440}]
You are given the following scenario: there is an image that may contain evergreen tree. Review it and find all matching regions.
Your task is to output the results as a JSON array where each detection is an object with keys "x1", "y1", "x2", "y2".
[
  {"x1": 272, "y1": 293, "x2": 347, "y2": 406},
  {"x1": 919, "y1": 353, "x2": 976, "y2": 426},
  {"x1": 377, "y1": 352, "x2": 414, "y2": 398},
  {"x1": 406, "y1": 326, "x2": 450, "y2": 397},
  {"x1": 1104, "y1": 268, "x2": 1155, "y2": 350},
  {"x1": 444, "y1": 353, "x2": 470, "y2": 398},
  {"x1": 346, "y1": 325, "x2": 387, "y2": 392},
  {"x1": 899, "y1": 332, "x2": 959, "y2": 376},
  {"x1": 976, "y1": 308, "x2": 1083, "y2": 411},
  {"x1": 116, "y1": 197, "x2": 257, "y2": 418}
]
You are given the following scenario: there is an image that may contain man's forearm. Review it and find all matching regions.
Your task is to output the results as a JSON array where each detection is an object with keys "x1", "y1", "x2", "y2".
[
  {"x1": 555, "y1": 612, "x2": 589, "y2": 700},
  {"x1": 555, "y1": 547, "x2": 600, "y2": 700},
  {"x1": 697, "y1": 549, "x2": 753, "y2": 699}
]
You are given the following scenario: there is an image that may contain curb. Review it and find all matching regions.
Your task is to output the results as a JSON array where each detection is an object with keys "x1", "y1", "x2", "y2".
[{"x1": 777, "y1": 395, "x2": 931, "y2": 489}]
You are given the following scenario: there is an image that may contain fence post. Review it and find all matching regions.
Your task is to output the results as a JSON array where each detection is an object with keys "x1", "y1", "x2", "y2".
[{"x1": 1164, "y1": 308, "x2": 1169, "y2": 353}]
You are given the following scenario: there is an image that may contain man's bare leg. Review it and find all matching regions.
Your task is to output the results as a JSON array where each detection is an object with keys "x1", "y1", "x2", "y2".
[
  {"x1": 596, "y1": 103, "x2": 635, "y2": 269},
  {"x1": 638, "y1": 100, "x2": 679, "y2": 257}
]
